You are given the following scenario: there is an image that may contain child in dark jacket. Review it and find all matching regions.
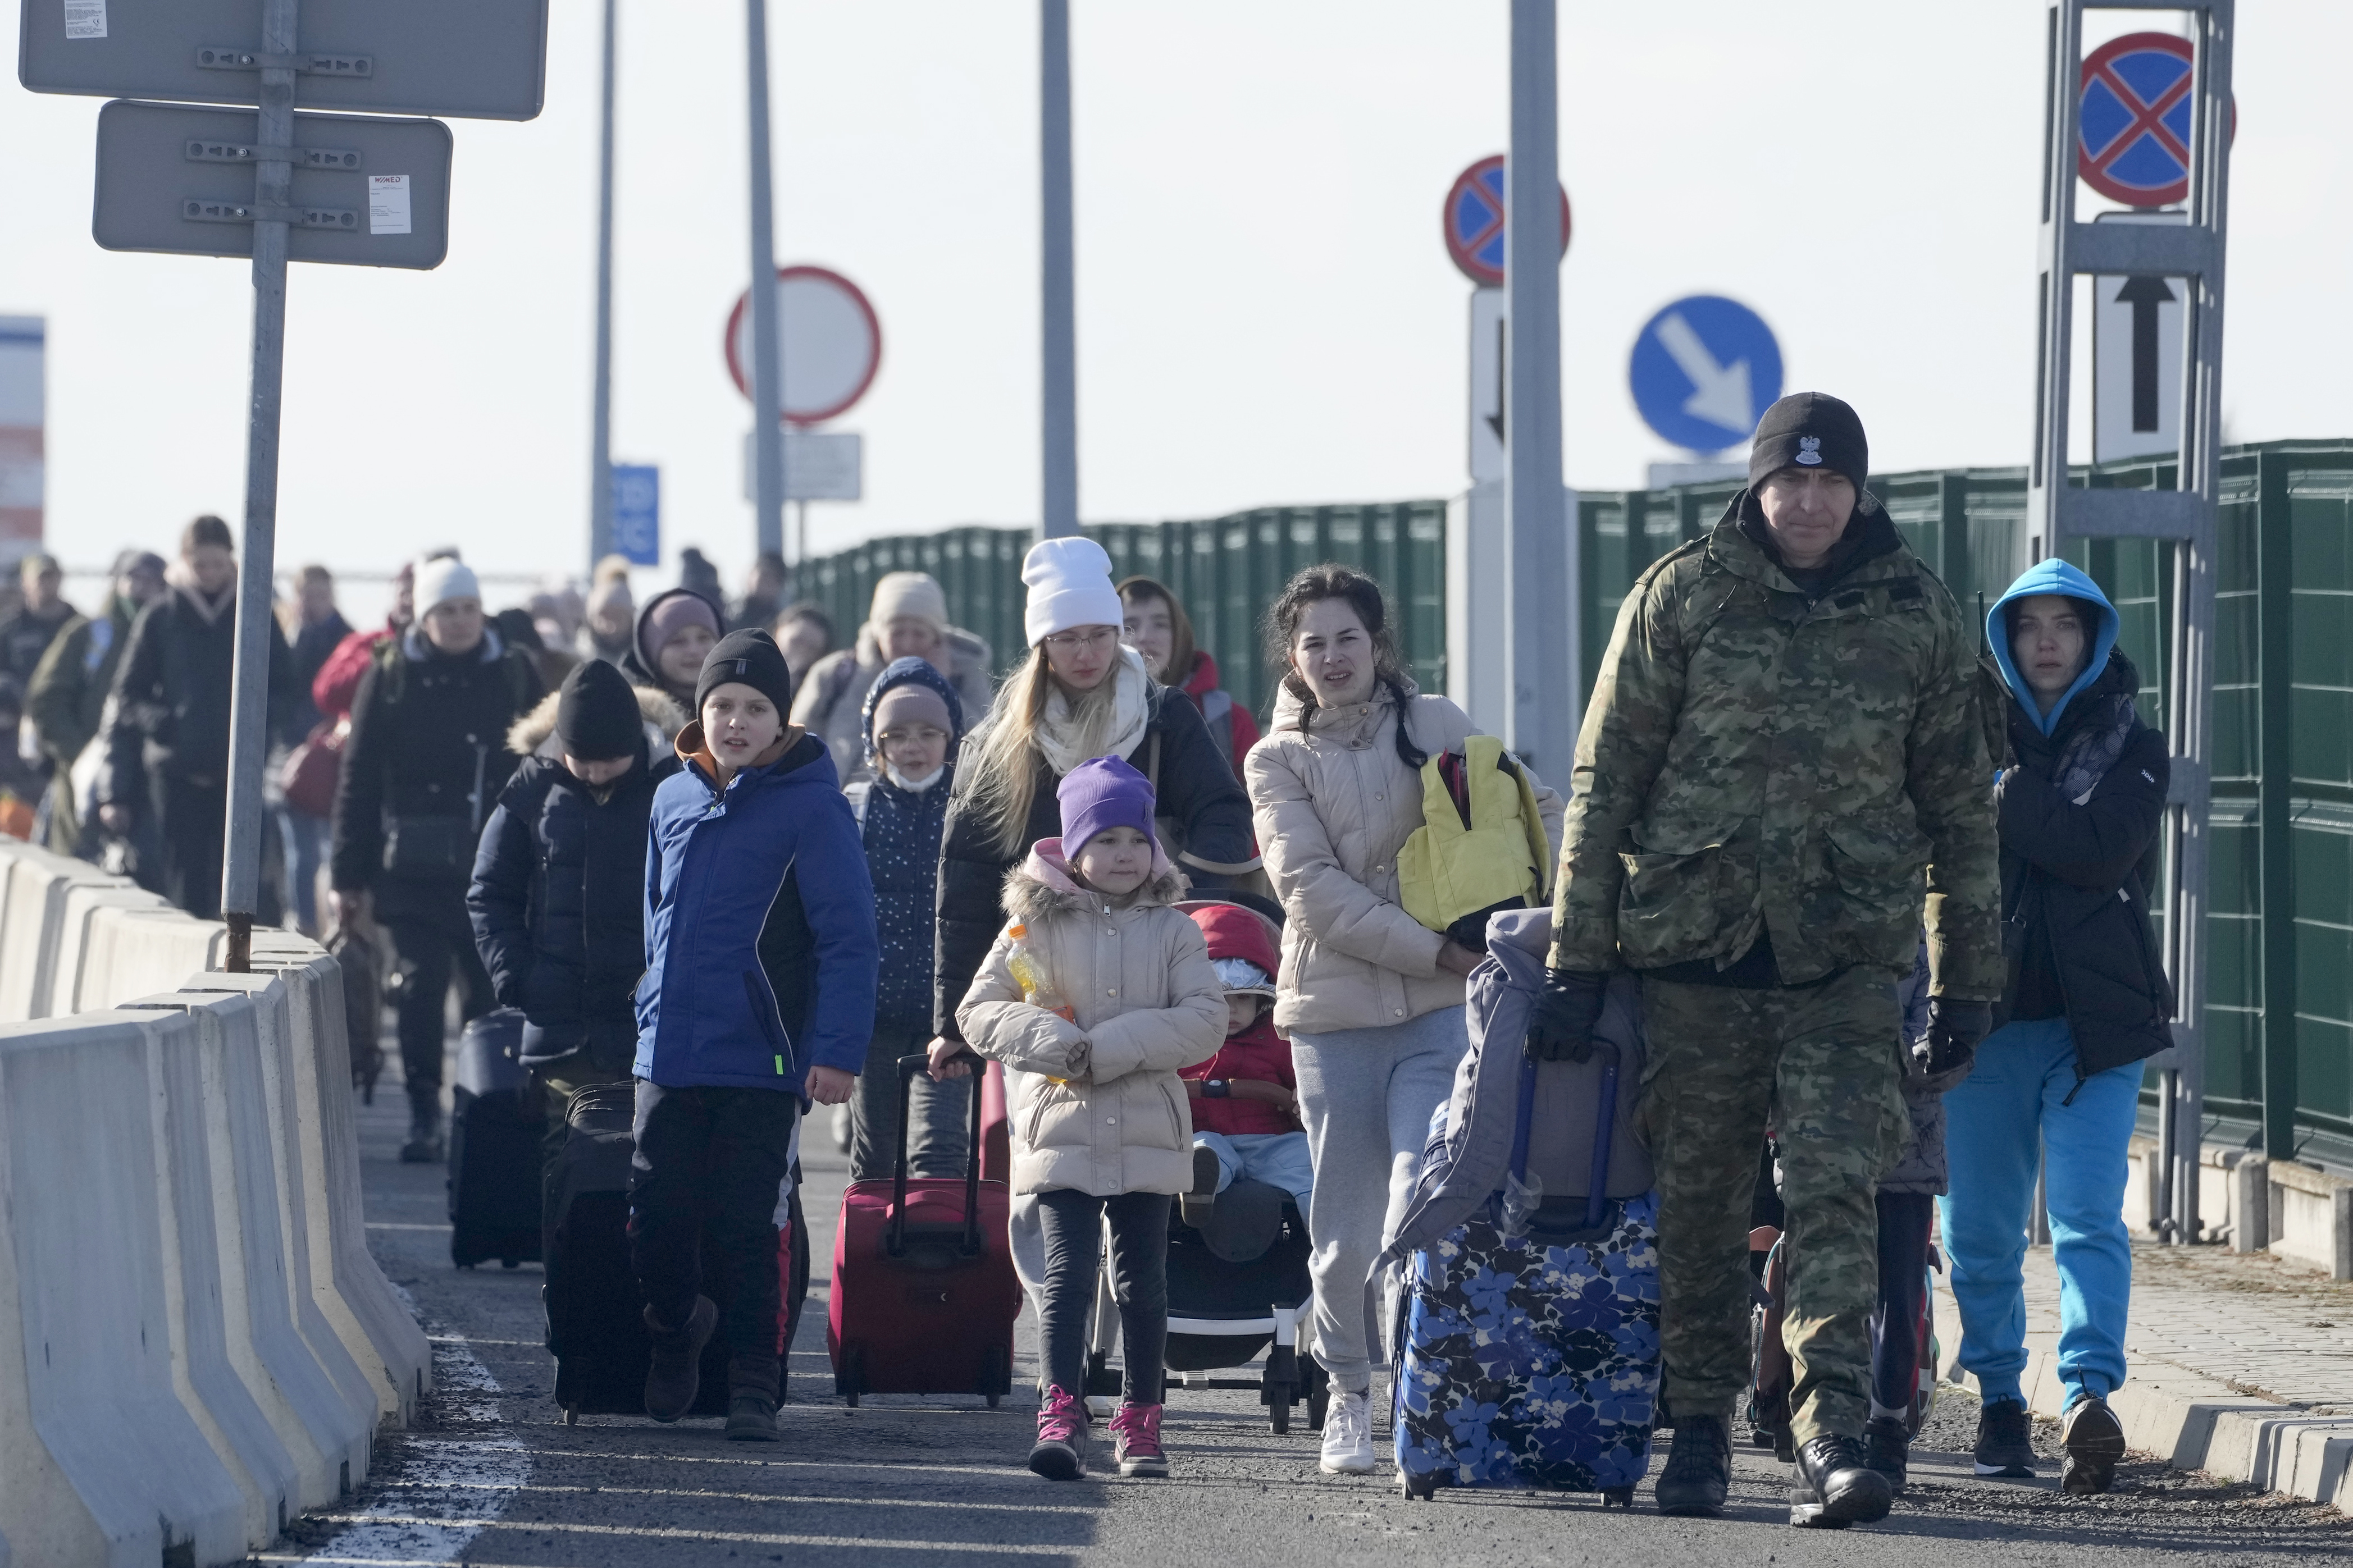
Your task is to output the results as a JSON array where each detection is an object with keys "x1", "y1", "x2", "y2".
[
  {"x1": 843, "y1": 656, "x2": 971, "y2": 1182},
  {"x1": 1177, "y1": 900, "x2": 1314, "y2": 1226},
  {"x1": 633, "y1": 630, "x2": 878, "y2": 1441}
]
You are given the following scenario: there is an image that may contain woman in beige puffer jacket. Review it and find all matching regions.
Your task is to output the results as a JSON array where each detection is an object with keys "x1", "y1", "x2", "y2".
[{"x1": 1243, "y1": 565, "x2": 1562, "y2": 1471}]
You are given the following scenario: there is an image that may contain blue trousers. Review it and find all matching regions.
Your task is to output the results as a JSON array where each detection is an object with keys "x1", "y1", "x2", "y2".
[
  {"x1": 1194, "y1": 1130, "x2": 1315, "y2": 1215},
  {"x1": 1937, "y1": 1017, "x2": 2140, "y2": 1407}
]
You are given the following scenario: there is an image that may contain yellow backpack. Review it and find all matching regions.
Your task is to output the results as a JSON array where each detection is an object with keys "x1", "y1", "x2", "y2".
[{"x1": 1396, "y1": 735, "x2": 1553, "y2": 940}]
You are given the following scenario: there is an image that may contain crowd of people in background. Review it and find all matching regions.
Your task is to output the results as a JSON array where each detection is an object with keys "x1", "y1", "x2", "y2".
[{"x1": 16, "y1": 391, "x2": 2173, "y2": 1514}]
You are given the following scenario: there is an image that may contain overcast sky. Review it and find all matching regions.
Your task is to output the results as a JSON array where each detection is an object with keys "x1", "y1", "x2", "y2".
[{"x1": 3, "y1": 2, "x2": 2344, "y2": 609}]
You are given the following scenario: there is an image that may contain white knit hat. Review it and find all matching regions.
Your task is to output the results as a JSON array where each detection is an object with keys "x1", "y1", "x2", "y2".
[
  {"x1": 867, "y1": 571, "x2": 949, "y2": 639},
  {"x1": 414, "y1": 556, "x2": 480, "y2": 619},
  {"x1": 1022, "y1": 537, "x2": 1123, "y2": 647}
]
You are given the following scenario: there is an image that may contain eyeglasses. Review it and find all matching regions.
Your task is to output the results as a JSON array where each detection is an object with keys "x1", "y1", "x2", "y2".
[{"x1": 1041, "y1": 627, "x2": 1117, "y2": 652}]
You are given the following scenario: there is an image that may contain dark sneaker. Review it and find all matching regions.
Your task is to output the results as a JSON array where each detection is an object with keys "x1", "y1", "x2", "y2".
[
  {"x1": 1028, "y1": 1384, "x2": 1089, "y2": 1479},
  {"x1": 1790, "y1": 1435, "x2": 1894, "y2": 1528},
  {"x1": 1862, "y1": 1415, "x2": 1910, "y2": 1495},
  {"x1": 399, "y1": 1110, "x2": 443, "y2": 1164},
  {"x1": 1974, "y1": 1397, "x2": 2038, "y2": 1479},
  {"x1": 2060, "y1": 1392, "x2": 2126, "y2": 1495},
  {"x1": 1109, "y1": 1402, "x2": 1168, "y2": 1478},
  {"x1": 641, "y1": 1295, "x2": 718, "y2": 1423},
  {"x1": 1179, "y1": 1146, "x2": 1220, "y2": 1229},
  {"x1": 1653, "y1": 1412, "x2": 1731, "y2": 1517},
  {"x1": 725, "y1": 1391, "x2": 779, "y2": 1442}
]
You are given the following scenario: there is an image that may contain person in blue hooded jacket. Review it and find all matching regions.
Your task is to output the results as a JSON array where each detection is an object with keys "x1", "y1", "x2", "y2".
[
  {"x1": 842, "y1": 655, "x2": 972, "y2": 1182},
  {"x1": 632, "y1": 629, "x2": 879, "y2": 1441},
  {"x1": 1938, "y1": 560, "x2": 2173, "y2": 1499}
]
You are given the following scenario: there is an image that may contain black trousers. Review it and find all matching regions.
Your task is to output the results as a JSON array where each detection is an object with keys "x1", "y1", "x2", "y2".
[
  {"x1": 153, "y1": 774, "x2": 226, "y2": 920},
  {"x1": 378, "y1": 880, "x2": 494, "y2": 1109},
  {"x1": 628, "y1": 1080, "x2": 797, "y2": 1374},
  {"x1": 1869, "y1": 1190, "x2": 1937, "y2": 1416},
  {"x1": 1036, "y1": 1188, "x2": 1170, "y2": 1406}
]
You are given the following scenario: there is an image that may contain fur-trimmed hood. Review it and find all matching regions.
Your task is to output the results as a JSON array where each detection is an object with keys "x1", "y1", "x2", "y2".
[
  {"x1": 1001, "y1": 836, "x2": 1185, "y2": 924},
  {"x1": 508, "y1": 683, "x2": 686, "y2": 758}
]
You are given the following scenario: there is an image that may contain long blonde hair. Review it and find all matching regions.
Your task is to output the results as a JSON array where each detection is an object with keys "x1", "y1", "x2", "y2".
[{"x1": 960, "y1": 644, "x2": 1124, "y2": 857}]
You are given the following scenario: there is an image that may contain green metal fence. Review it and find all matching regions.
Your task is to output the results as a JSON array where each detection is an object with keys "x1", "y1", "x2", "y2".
[{"x1": 799, "y1": 440, "x2": 2351, "y2": 1168}]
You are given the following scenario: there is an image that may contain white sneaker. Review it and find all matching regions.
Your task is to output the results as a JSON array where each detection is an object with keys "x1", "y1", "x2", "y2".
[{"x1": 1320, "y1": 1388, "x2": 1376, "y2": 1474}]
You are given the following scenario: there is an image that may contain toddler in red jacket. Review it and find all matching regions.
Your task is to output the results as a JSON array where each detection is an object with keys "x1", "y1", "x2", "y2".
[{"x1": 1178, "y1": 901, "x2": 1314, "y2": 1228}]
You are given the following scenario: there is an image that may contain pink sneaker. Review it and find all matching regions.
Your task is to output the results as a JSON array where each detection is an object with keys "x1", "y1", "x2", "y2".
[
  {"x1": 1028, "y1": 1384, "x2": 1088, "y2": 1480},
  {"x1": 1110, "y1": 1402, "x2": 1168, "y2": 1478}
]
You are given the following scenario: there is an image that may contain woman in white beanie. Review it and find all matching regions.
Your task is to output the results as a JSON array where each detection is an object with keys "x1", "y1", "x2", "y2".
[
  {"x1": 791, "y1": 570, "x2": 995, "y2": 783},
  {"x1": 930, "y1": 537, "x2": 1258, "y2": 1063}
]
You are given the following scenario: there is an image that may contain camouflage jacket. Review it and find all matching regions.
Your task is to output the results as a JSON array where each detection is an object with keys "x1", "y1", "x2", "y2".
[{"x1": 1548, "y1": 496, "x2": 2003, "y2": 999}]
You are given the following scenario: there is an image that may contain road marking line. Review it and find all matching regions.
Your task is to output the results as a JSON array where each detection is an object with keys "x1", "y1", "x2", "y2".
[
  {"x1": 508, "y1": 1484, "x2": 1094, "y2": 1513},
  {"x1": 281, "y1": 1517, "x2": 1089, "y2": 1553}
]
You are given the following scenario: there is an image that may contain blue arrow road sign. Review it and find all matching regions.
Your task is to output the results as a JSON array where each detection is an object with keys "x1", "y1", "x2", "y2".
[
  {"x1": 611, "y1": 463, "x2": 660, "y2": 566},
  {"x1": 1627, "y1": 295, "x2": 1782, "y2": 454}
]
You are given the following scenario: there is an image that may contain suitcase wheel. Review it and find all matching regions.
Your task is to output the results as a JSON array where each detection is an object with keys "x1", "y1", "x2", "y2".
[
  {"x1": 562, "y1": 1405, "x2": 579, "y2": 1427},
  {"x1": 1601, "y1": 1486, "x2": 1635, "y2": 1508},
  {"x1": 984, "y1": 1345, "x2": 1007, "y2": 1409},
  {"x1": 841, "y1": 1349, "x2": 863, "y2": 1409},
  {"x1": 1400, "y1": 1471, "x2": 1437, "y2": 1501}
]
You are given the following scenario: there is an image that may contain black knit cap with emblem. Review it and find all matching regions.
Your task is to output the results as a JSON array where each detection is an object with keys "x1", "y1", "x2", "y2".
[
  {"x1": 693, "y1": 628, "x2": 795, "y2": 717},
  {"x1": 1747, "y1": 391, "x2": 1869, "y2": 494}
]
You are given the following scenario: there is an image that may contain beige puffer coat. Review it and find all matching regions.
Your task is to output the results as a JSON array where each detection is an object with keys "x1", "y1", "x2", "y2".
[
  {"x1": 1246, "y1": 682, "x2": 1565, "y2": 1035},
  {"x1": 956, "y1": 843, "x2": 1225, "y2": 1197}
]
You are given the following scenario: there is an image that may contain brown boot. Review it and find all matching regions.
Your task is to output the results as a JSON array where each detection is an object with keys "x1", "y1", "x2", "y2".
[
  {"x1": 642, "y1": 1296, "x2": 717, "y2": 1423},
  {"x1": 725, "y1": 1353, "x2": 782, "y2": 1442}
]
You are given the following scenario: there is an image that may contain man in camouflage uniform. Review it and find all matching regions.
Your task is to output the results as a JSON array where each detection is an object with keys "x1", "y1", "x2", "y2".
[{"x1": 1525, "y1": 392, "x2": 2001, "y2": 1528}]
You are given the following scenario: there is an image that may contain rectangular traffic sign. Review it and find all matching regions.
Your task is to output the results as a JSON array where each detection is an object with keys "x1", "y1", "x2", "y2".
[
  {"x1": 93, "y1": 99, "x2": 450, "y2": 268},
  {"x1": 1467, "y1": 287, "x2": 1503, "y2": 486},
  {"x1": 19, "y1": 0, "x2": 546, "y2": 120},
  {"x1": 612, "y1": 464, "x2": 660, "y2": 567},
  {"x1": 740, "y1": 431, "x2": 864, "y2": 503},
  {"x1": 2091, "y1": 211, "x2": 2186, "y2": 465}
]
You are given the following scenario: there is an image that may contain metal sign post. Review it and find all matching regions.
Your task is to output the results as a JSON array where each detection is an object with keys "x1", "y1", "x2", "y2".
[
  {"x1": 1039, "y1": 0, "x2": 1077, "y2": 540},
  {"x1": 744, "y1": 0, "x2": 786, "y2": 561},
  {"x1": 1504, "y1": 0, "x2": 1572, "y2": 776},
  {"x1": 587, "y1": 0, "x2": 617, "y2": 566},
  {"x1": 2027, "y1": 0, "x2": 2233, "y2": 1240},
  {"x1": 25, "y1": 0, "x2": 546, "y2": 969}
]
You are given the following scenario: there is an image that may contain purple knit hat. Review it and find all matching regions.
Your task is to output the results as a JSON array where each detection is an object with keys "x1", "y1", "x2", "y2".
[{"x1": 1057, "y1": 756, "x2": 1157, "y2": 856}]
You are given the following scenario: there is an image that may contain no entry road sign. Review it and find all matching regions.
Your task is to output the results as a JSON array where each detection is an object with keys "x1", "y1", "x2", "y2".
[
  {"x1": 726, "y1": 266, "x2": 882, "y2": 426},
  {"x1": 2078, "y1": 31, "x2": 2233, "y2": 208},
  {"x1": 19, "y1": 0, "x2": 548, "y2": 120},
  {"x1": 1628, "y1": 295, "x2": 1782, "y2": 455},
  {"x1": 1442, "y1": 155, "x2": 1568, "y2": 288},
  {"x1": 93, "y1": 99, "x2": 450, "y2": 268}
]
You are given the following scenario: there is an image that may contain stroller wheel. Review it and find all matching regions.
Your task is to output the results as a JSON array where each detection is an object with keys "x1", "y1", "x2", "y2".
[
  {"x1": 1269, "y1": 1389, "x2": 1291, "y2": 1436},
  {"x1": 1305, "y1": 1364, "x2": 1330, "y2": 1431},
  {"x1": 1602, "y1": 1485, "x2": 1635, "y2": 1508}
]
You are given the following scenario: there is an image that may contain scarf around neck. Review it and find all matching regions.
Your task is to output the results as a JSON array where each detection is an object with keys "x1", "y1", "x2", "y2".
[{"x1": 1035, "y1": 646, "x2": 1151, "y2": 778}]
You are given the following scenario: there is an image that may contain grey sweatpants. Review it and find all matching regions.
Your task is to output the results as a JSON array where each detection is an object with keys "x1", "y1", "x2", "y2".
[{"x1": 1293, "y1": 1004, "x2": 1469, "y2": 1393}]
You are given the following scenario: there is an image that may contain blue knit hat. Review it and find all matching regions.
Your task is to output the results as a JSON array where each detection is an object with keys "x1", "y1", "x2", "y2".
[{"x1": 1057, "y1": 756, "x2": 1157, "y2": 857}]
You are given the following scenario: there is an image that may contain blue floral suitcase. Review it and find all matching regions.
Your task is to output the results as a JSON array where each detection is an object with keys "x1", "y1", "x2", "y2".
[{"x1": 1393, "y1": 1043, "x2": 1661, "y2": 1504}]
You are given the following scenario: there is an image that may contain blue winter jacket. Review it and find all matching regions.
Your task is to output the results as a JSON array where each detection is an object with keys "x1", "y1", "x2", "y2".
[{"x1": 635, "y1": 725, "x2": 879, "y2": 1092}]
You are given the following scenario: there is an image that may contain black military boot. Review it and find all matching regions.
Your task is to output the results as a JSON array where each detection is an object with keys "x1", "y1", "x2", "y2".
[
  {"x1": 1790, "y1": 1434, "x2": 1894, "y2": 1528},
  {"x1": 1653, "y1": 1412, "x2": 1731, "y2": 1517},
  {"x1": 1861, "y1": 1415, "x2": 1910, "y2": 1494},
  {"x1": 2060, "y1": 1392, "x2": 2126, "y2": 1495},
  {"x1": 1973, "y1": 1397, "x2": 2038, "y2": 1479},
  {"x1": 641, "y1": 1295, "x2": 717, "y2": 1423},
  {"x1": 726, "y1": 1352, "x2": 783, "y2": 1442}
]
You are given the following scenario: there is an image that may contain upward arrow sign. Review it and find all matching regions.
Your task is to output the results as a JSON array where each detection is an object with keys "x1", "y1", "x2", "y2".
[
  {"x1": 2115, "y1": 275, "x2": 2174, "y2": 434},
  {"x1": 1653, "y1": 312, "x2": 1754, "y2": 438}
]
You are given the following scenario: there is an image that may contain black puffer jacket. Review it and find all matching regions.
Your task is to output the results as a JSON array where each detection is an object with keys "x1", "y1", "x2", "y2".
[
  {"x1": 932, "y1": 674, "x2": 1257, "y2": 1041},
  {"x1": 467, "y1": 732, "x2": 678, "y2": 1071},
  {"x1": 1994, "y1": 648, "x2": 2175, "y2": 1083},
  {"x1": 331, "y1": 627, "x2": 544, "y2": 896},
  {"x1": 101, "y1": 583, "x2": 294, "y2": 801}
]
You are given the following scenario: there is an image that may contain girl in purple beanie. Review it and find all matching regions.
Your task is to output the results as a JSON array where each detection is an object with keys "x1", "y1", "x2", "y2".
[{"x1": 956, "y1": 756, "x2": 1224, "y2": 1482}]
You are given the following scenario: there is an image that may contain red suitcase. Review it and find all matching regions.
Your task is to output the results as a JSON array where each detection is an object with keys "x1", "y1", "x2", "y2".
[{"x1": 829, "y1": 1052, "x2": 1021, "y2": 1406}]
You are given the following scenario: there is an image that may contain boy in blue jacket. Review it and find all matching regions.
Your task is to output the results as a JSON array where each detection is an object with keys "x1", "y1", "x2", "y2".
[{"x1": 633, "y1": 629, "x2": 878, "y2": 1440}]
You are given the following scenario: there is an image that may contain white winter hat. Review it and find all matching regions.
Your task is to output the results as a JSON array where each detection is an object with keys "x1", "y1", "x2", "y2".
[
  {"x1": 1022, "y1": 537, "x2": 1123, "y2": 647},
  {"x1": 414, "y1": 556, "x2": 481, "y2": 619},
  {"x1": 867, "y1": 570, "x2": 949, "y2": 639}
]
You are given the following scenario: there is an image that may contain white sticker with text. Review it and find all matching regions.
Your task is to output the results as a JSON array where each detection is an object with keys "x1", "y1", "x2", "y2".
[
  {"x1": 63, "y1": 0, "x2": 106, "y2": 39},
  {"x1": 368, "y1": 174, "x2": 412, "y2": 236}
]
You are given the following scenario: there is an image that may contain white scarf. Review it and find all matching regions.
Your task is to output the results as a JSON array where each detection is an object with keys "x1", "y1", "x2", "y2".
[{"x1": 1035, "y1": 646, "x2": 1151, "y2": 777}]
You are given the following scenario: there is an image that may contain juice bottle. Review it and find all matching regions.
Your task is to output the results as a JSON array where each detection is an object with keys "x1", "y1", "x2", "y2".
[{"x1": 1005, "y1": 924, "x2": 1075, "y2": 1021}]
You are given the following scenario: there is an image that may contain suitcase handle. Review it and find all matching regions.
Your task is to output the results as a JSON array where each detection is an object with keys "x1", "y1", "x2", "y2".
[
  {"x1": 890, "y1": 1049, "x2": 986, "y2": 1259},
  {"x1": 1511, "y1": 1040, "x2": 1620, "y2": 1232}
]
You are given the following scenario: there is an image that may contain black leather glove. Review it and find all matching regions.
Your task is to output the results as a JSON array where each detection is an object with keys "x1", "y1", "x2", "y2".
[
  {"x1": 1526, "y1": 967, "x2": 1611, "y2": 1062},
  {"x1": 1913, "y1": 998, "x2": 1992, "y2": 1085}
]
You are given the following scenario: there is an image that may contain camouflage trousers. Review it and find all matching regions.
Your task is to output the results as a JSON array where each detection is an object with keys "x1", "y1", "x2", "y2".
[{"x1": 1639, "y1": 967, "x2": 1908, "y2": 1444}]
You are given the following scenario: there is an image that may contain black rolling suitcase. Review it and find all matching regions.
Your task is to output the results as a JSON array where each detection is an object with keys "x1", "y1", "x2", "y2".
[
  {"x1": 448, "y1": 1009, "x2": 542, "y2": 1268},
  {"x1": 546, "y1": 1082, "x2": 811, "y2": 1423}
]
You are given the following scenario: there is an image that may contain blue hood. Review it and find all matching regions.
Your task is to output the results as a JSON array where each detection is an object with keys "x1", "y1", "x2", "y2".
[
  {"x1": 1986, "y1": 559, "x2": 2119, "y2": 737},
  {"x1": 860, "y1": 655, "x2": 967, "y2": 763}
]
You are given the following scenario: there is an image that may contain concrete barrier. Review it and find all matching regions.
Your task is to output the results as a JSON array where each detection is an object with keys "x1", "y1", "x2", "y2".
[
  {"x1": 74, "y1": 903, "x2": 225, "y2": 1012},
  {"x1": 0, "y1": 846, "x2": 139, "y2": 1021},
  {"x1": 0, "y1": 1011, "x2": 252, "y2": 1567}
]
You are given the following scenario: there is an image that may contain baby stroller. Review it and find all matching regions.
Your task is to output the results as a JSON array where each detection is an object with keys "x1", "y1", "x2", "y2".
[{"x1": 1081, "y1": 1176, "x2": 1329, "y2": 1433}]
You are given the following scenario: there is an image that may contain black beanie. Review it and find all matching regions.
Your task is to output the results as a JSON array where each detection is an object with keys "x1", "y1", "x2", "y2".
[
  {"x1": 694, "y1": 628, "x2": 795, "y2": 719},
  {"x1": 555, "y1": 657, "x2": 642, "y2": 760},
  {"x1": 1748, "y1": 391, "x2": 1869, "y2": 493}
]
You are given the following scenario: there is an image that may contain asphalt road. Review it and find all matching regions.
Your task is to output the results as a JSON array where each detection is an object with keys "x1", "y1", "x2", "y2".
[{"x1": 263, "y1": 1067, "x2": 2353, "y2": 1567}]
